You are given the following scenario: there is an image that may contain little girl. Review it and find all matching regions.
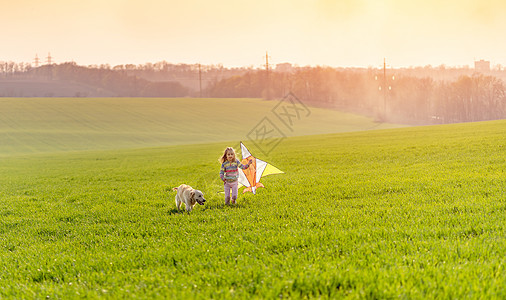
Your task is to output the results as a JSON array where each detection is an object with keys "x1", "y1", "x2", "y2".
[{"x1": 219, "y1": 147, "x2": 252, "y2": 205}]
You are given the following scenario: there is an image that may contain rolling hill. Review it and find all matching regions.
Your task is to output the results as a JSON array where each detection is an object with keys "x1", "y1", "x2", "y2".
[{"x1": 0, "y1": 97, "x2": 404, "y2": 156}]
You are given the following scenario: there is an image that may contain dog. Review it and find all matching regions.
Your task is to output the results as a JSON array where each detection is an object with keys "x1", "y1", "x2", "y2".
[{"x1": 172, "y1": 184, "x2": 206, "y2": 212}]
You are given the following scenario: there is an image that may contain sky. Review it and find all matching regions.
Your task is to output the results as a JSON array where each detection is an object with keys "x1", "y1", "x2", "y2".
[{"x1": 2, "y1": 0, "x2": 506, "y2": 69}]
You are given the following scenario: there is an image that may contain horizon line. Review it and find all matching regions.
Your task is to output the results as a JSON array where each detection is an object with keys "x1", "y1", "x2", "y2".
[{"x1": 1, "y1": 59, "x2": 499, "y2": 71}]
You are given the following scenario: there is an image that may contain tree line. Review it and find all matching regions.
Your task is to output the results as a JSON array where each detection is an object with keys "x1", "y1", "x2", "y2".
[
  {"x1": 1, "y1": 61, "x2": 505, "y2": 124},
  {"x1": 206, "y1": 67, "x2": 506, "y2": 124},
  {"x1": 2, "y1": 62, "x2": 190, "y2": 97}
]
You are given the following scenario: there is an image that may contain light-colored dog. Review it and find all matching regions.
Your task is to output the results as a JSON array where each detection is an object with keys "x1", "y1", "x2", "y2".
[{"x1": 173, "y1": 184, "x2": 206, "y2": 212}]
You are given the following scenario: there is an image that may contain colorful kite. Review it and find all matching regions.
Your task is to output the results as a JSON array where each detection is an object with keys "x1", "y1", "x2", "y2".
[{"x1": 238, "y1": 142, "x2": 284, "y2": 194}]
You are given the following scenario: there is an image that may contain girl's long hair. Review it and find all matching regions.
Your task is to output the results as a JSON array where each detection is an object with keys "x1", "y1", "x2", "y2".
[{"x1": 219, "y1": 147, "x2": 236, "y2": 163}]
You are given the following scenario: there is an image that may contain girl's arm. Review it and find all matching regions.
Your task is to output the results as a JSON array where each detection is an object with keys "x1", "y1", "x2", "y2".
[
  {"x1": 238, "y1": 159, "x2": 254, "y2": 169},
  {"x1": 220, "y1": 163, "x2": 226, "y2": 181}
]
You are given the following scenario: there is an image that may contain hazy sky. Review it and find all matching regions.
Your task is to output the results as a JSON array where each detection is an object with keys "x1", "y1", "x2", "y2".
[{"x1": 2, "y1": 0, "x2": 506, "y2": 68}]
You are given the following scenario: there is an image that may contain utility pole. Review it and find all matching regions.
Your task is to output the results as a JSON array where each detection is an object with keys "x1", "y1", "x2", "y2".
[
  {"x1": 383, "y1": 58, "x2": 387, "y2": 119},
  {"x1": 46, "y1": 52, "x2": 53, "y2": 80},
  {"x1": 266, "y1": 51, "x2": 269, "y2": 74},
  {"x1": 34, "y1": 54, "x2": 40, "y2": 67},
  {"x1": 198, "y1": 63, "x2": 202, "y2": 98},
  {"x1": 46, "y1": 52, "x2": 52, "y2": 65},
  {"x1": 375, "y1": 58, "x2": 394, "y2": 121},
  {"x1": 265, "y1": 51, "x2": 270, "y2": 99}
]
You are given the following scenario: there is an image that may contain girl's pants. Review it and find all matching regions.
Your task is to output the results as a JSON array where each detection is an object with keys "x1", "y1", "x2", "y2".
[{"x1": 224, "y1": 181, "x2": 238, "y2": 202}]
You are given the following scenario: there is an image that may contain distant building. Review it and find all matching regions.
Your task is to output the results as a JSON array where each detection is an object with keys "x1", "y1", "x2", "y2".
[
  {"x1": 474, "y1": 60, "x2": 490, "y2": 72},
  {"x1": 275, "y1": 63, "x2": 293, "y2": 73}
]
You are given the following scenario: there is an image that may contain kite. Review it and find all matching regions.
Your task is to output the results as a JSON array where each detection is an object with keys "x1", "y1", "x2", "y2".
[{"x1": 237, "y1": 142, "x2": 284, "y2": 194}]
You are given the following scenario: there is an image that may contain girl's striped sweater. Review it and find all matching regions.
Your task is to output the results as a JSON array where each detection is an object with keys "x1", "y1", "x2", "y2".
[{"x1": 220, "y1": 159, "x2": 249, "y2": 182}]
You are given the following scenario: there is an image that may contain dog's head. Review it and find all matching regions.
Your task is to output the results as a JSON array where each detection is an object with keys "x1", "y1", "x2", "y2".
[{"x1": 191, "y1": 189, "x2": 206, "y2": 205}]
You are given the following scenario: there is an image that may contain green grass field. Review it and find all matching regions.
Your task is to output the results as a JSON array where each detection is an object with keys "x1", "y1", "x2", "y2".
[
  {"x1": 0, "y1": 97, "x2": 403, "y2": 156},
  {"x1": 1, "y1": 98, "x2": 505, "y2": 298}
]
